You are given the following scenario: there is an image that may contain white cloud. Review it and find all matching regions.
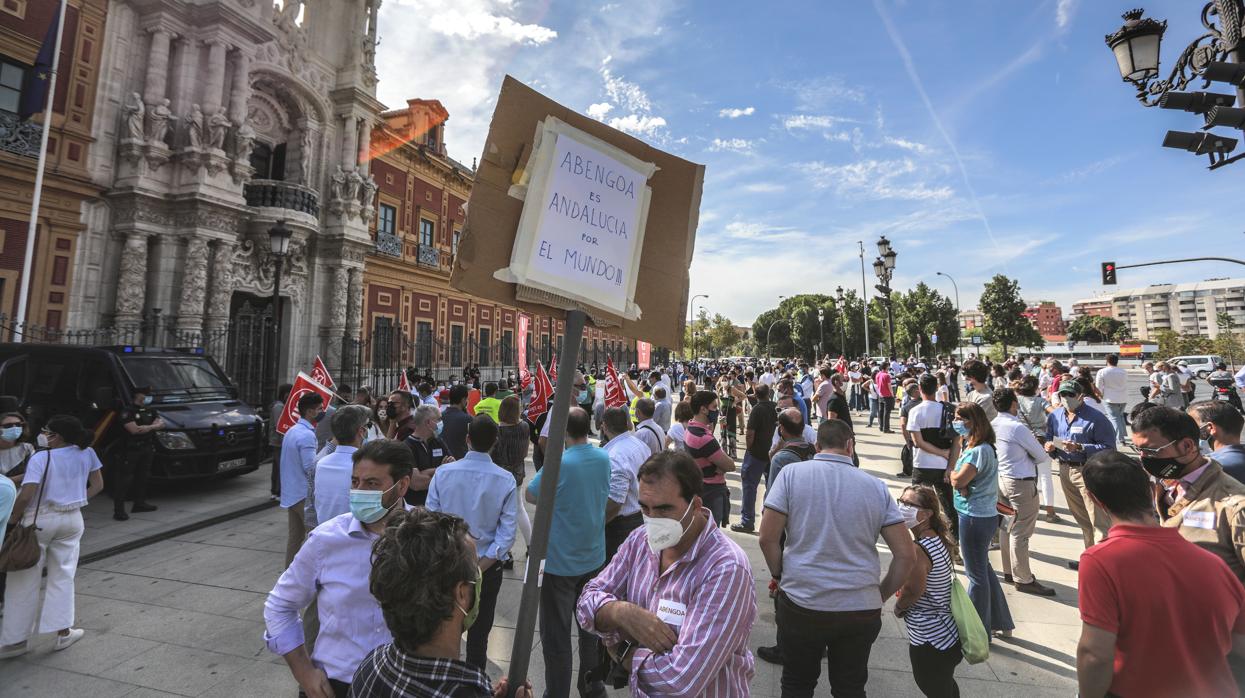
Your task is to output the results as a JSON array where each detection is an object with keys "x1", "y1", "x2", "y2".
[
  {"x1": 782, "y1": 114, "x2": 858, "y2": 131},
  {"x1": 780, "y1": 76, "x2": 867, "y2": 111},
  {"x1": 719, "y1": 106, "x2": 755, "y2": 119},
  {"x1": 586, "y1": 102, "x2": 614, "y2": 120},
  {"x1": 884, "y1": 136, "x2": 929, "y2": 154},
  {"x1": 1056, "y1": 0, "x2": 1077, "y2": 29},
  {"x1": 426, "y1": 8, "x2": 557, "y2": 44},
  {"x1": 742, "y1": 182, "x2": 784, "y2": 193},
  {"x1": 607, "y1": 114, "x2": 668, "y2": 136},
  {"x1": 802, "y1": 159, "x2": 954, "y2": 201},
  {"x1": 709, "y1": 137, "x2": 752, "y2": 153},
  {"x1": 601, "y1": 66, "x2": 652, "y2": 113}
]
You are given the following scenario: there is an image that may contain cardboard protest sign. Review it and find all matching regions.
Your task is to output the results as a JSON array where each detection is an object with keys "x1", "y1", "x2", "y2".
[
  {"x1": 310, "y1": 356, "x2": 335, "y2": 390},
  {"x1": 451, "y1": 76, "x2": 703, "y2": 350},
  {"x1": 275, "y1": 372, "x2": 334, "y2": 435}
]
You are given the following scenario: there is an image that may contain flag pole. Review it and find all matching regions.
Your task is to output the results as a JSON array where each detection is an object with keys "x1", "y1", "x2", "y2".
[{"x1": 14, "y1": 0, "x2": 69, "y2": 342}]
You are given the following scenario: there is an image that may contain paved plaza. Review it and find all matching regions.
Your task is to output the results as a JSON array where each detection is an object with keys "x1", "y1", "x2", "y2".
[{"x1": 0, "y1": 420, "x2": 1088, "y2": 697}]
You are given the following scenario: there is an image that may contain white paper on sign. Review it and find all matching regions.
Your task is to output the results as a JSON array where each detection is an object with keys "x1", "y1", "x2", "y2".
[{"x1": 656, "y1": 599, "x2": 687, "y2": 627}]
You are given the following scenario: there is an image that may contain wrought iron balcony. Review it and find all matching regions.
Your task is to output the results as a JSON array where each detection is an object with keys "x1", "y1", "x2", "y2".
[
  {"x1": 416, "y1": 243, "x2": 441, "y2": 269},
  {"x1": 244, "y1": 179, "x2": 320, "y2": 217},
  {"x1": 0, "y1": 111, "x2": 42, "y2": 158},
  {"x1": 375, "y1": 232, "x2": 401, "y2": 257}
]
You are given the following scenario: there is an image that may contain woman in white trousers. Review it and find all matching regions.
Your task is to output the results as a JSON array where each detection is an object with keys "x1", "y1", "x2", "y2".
[{"x1": 0, "y1": 415, "x2": 104, "y2": 658}]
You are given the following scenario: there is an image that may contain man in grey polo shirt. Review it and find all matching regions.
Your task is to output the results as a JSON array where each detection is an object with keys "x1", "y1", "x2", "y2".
[{"x1": 759, "y1": 419, "x2": 916, "y2": 696}]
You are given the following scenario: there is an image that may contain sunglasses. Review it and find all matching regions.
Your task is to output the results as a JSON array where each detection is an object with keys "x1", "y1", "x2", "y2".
[{"x1": 1135, "y1": 439, "x2": 1179, "y2": 457}]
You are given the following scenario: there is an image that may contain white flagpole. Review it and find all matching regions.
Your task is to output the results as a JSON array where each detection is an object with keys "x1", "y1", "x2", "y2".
[{"x1": 14, "y1": 0, "x2": 69, "y2": 342}]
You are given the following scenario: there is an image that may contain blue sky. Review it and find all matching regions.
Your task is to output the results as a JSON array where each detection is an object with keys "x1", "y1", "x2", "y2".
[{"x1": 376, "y1": 0, "x2": 1243, "y2": 326}]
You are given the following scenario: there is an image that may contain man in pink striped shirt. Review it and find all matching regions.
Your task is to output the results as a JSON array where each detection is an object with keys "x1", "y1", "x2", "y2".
[{"x1": 577, "y1": 451, "x2": 756, "y2": 697}]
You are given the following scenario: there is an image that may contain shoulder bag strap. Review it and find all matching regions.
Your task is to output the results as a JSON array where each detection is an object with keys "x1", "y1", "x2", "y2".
[{"x1": 29, "y1": 449, "x2": 50, "y2": 527}]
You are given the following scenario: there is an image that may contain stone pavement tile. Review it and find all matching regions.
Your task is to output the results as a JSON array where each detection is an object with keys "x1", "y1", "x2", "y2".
[
  {"x1": 109, "y1": 604, "x2": 268, "y2": 660},
  {"x1": 120, "y1": 689, "x2": 187, "y2": 697},
  {"x1": 868, "y1": 636, "x2": 997, "y2": 682},
  {"x1": 20, "y1": 628, "x2": 160, "y2": 676},
  {"x1": 76, "y1": 567, "x2": 193, "y2": 604},
  {"x1": 150, "y1": 580, "x2": 269, "y2": 617},
  {"x1": 960, "y1": 674, "x2": 1072, "y2": 697},
  {"x1": 196, "y1": 657, "x2": 298, "y2": 697},
  {"x1": 985, "y1": 633, "x2": 1078, "y2": 687},
  {"x1": 221, "y1": 593, "x2": 269, "y2": 622},
  {"x1": 99, "y1": 643, "x2": 258, "y2": 696},
  {"x1": 0, "y1": 660, "x2": 139, "y2": 698}
]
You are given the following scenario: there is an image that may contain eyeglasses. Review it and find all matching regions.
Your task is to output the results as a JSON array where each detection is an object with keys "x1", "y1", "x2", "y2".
[
  {"x1": 1135, "y1": 439, "x2": 1178, "y2": 457},
  {"x1": 0, "y1": 422, "x2": 22, "y2": 428}
]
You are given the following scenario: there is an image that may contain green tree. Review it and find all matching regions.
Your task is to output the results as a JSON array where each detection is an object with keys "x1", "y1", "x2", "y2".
[
  {"x1": 979, "y1": 275, "x2": 1044, "y2": 356},
  {"x1": 752, "y1": 293, "x2": 882, "y2": 360},
  {"x1": 1066, "y1": 315, "x2": 1128, "y2": 343},
  {"x1": 890, "y1": 283, "x2": 961, "y2": 358},
  {"x1": 1155, "y1": 329, "x2": 1215, "y2": 358}
]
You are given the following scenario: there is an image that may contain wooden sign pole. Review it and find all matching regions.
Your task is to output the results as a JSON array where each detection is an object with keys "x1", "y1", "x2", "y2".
[{"x1": 506, "y1": 308, "x2": 586, "y2": 696}]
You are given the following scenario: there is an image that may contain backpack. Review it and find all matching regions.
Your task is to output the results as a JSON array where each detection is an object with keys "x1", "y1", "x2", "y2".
[
  {"x1": 921, "y1": 401, "x2": 956, "y2": 450},
  {"x1": 778, "y1": 441, "x2": 817, "y2": 463}
]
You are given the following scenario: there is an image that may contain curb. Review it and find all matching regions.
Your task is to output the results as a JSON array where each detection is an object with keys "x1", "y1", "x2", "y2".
[{"x1": 80, "y1": 498, "x2": 280, "y2": 565}]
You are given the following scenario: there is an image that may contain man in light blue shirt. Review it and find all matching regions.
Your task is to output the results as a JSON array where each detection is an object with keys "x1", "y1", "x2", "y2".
[
  {"x1": 601, "y1": 406, "x2": 650, "y2": 560},
  {"x1": 426, "y1": 415, "x2": 517, "y2": 672},
  {"x1": 314, "y1": 405, "x2": 371, "y2": 524},
  {"x1": 526, "y1": 407, "x2": 611, "y2": 698},
  {"x1": 280, "y1": 392, "x2": 323, "y2": 567},
  {"x1": 1046, "y1": 380, "x2": 1116, "y2": 564},
  {"x1": 264, "y1": 439, "x2": 413, "y2": 698}
]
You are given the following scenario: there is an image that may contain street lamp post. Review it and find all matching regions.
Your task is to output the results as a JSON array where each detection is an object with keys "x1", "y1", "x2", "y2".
[
  {"x1": 858, "y1": 242, "x2": 869, "y2": 359},
  {"x1": 689, "y1": 293, "x2": 708, "y2": 361},
  {"x1": 267, "y1": 220, "x2": 293, "y2": 404},
  {"x1": 873, "y1": 236, "x2": 898, "y2": 359},
  {"x1": 817, "y1": 307, "x2": 826, "y2": 361},
  {"x1": 935, "y1": 271, "x2": 963, "y2": 363},
  {"x1": 766, "y1": 318, "x2": 788, "y2": 361},
  {"x1": 835, "y1": 286, "x2": 849, "y2": 358},
  {"x1": 1105, "y1": 6, "x2": 1245, "y2": 170}
]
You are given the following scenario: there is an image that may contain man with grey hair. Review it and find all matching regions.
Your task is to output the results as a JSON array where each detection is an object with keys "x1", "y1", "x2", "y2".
[
  {"x1": 601, "y1": 405, "x2": 650, "y2": 560},
  {"x1": 313, "y1": 404, "x2": 373, "y2": 523},
  {"x1": 404, "y1": 403, "x2": 451, "y2": 506},
  {"x1": 634, "y1": 398, "x2": 665, "y2": 456}
]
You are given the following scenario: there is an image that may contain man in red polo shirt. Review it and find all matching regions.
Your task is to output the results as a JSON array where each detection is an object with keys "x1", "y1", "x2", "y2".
[
  {"x1": 683, "y1": 390, "x2": 737, "y2": 527},
  {"x1": 1076, "y1": 450, "x2": 1245, "y2": 698},
  {"x1": 874, "y1": 367, "x2": 894, "y2": 434}
]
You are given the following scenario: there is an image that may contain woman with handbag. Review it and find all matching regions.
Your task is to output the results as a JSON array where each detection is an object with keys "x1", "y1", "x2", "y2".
[
  {"x1": 894, "y1": 485, "x2": 962, "y2": 697},
  {"x1": 0, "y1": 415, "x2": 104, "y2": 658},
  {"x1": 948, "y1": 402, "x2": 1015, "y2": 640}
]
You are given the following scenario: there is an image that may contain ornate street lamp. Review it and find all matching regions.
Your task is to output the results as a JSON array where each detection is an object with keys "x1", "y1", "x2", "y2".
[
  {"x1": 835, "y1": 286, "x2": 849, "y2": 357},
  {"x1": 1106, "y1": 5, "x2": 1245, "y2": 169},
  {"x1": 267, "y1": 220, "x2": 292, "y2": 403},
  {"x1": 873, "y1": 236, "x2": 898, "y2": 359}
]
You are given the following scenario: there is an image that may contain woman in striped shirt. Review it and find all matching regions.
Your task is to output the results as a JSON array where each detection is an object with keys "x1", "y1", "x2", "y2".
[{"x1": 894, "y1": 485, "x2": 961, "y2": 698}]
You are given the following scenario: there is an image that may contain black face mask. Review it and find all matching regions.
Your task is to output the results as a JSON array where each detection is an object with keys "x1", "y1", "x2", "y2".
[
  {"x1": 386, "y1": 402, "x2": 400, "y2": 416},
  {"x1": 708, "y1": 410, "x2": 720, "y2": 425},
  {"x1": 1140, "y1": 441, "x2": 1195, "y2": 480}
]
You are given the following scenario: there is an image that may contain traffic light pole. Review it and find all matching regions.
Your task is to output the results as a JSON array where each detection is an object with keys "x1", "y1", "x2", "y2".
[{"x1": 1116, "y1": 256, "x2": 1245, "y2": 270}]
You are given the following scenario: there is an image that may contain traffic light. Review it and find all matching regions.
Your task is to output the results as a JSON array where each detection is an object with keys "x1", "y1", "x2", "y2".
[{"x1": 1101, "y1": 261, "x2": 1117, "y2": 285}]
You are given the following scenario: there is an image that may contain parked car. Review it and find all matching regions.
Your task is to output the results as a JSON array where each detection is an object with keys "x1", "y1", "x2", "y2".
[
  {"x1": 0, "y1": 344, "x2": 265, "y2": 480},
  {"x1": 1167, "y1": 355, "x2": 1224, "y2": 379}
]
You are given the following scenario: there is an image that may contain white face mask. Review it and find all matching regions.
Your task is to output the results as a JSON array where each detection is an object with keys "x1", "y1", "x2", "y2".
[
  {"x1": 643, "y1": 500, "x2": 694, "y2": 554},
  {"x1": 1063, "y1": 396, "x2": 1083, "y2": 412},
  {"x1": 897, "y1": 503, "x2": 921, "y2": 529},
  {"x1": 37, "y1": 433, "x2": 50, "y2": 448}
]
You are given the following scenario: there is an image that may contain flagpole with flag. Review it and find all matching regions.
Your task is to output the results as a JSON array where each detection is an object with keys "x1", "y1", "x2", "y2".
[{"x1": 14, "y1": 0, "x2": 68, "y2": 342}]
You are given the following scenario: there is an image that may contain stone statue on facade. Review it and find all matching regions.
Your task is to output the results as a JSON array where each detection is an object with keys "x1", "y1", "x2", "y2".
[
  {"x1": 186, "y1": 104, "x2": 205, "y2": 150},
  {"x1": 233, "y1": 121, "x2": 256, "y2": 162},
  {"x1": 360, "y1": 174, "x2": 378, "y2": 223},
  {"x1": 145, "y1": 98, "x2": 174, "y2": 145},
  {"x1": 208, "y1": 110, "x2": 231, "y2": 151},
  {"x1": 345, "y1": 168, "x2": 363, "y2": 202},
  {"x1": 300, "y1": 126, "x2": 314, "y2": 182},
  {"x1": 331, "y1": 166, "x2": 348, "y2": 203},
  {"x1": 124, "y1": 92, "x2": 145, "y2": 142}
]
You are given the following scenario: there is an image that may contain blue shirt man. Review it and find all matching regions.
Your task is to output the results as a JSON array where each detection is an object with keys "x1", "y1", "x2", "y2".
[
  {"x1": 1045, "y1": 381, "x2": 1116, "y2": 554},
  {"x1": 426, "y1": 415, "x2": 517, "y2": 671},
  {"x1": 525, "y1": 407, "x2": 611, "y2": 698},
  {"x1": 314, "y1": 445, "x2": 356, "y2": 524},
  {"x1": 280, "y1": 393, "x2": 324, "y2": 567}
]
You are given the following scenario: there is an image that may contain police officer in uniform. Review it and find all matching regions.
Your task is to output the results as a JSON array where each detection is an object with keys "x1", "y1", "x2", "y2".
[{"x1": 114, "y1": 386, "x2": 165, "y2": 520}]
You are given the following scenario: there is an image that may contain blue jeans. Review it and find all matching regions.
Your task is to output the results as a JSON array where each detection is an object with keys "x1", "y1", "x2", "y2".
[
  {"x1": 739, "y1": 453, "x2": 767, "y2": 527},
  {"x1": 958, "y1": 513, "x2": 1014, "y2": 633},
  {"x1": 1105, "y1": 402, "x2": 1128, "y2": 443},
  {"x1": 867, "y1": 397, "x2": 879, "y2": 427}
]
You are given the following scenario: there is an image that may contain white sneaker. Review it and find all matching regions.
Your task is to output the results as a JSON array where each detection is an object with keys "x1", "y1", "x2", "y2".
[
  {"x1": 0, "y1": 641, "x2": 28, "y2": 659},
  {"x1": 53, "y1": 628, "x2": 84, "y2": 651}
]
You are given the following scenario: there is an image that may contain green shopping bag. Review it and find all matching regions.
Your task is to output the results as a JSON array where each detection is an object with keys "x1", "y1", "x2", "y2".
[{"x1": 949, "y1": 575, "x2": 990, "y2": 664}]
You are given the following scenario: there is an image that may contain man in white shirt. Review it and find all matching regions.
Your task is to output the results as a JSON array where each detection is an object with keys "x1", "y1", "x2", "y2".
[
  {"x1": 633, "y1": 398, "x2": 666, "y2": 456},
  {"x1": 1094, "y1": 353, "x2": 1130, "y2": 445},
  {"x1": 760, "y1": 366, "x2": 776, "y2": 387},
  {"x1": 313, "y1": 405, "x2": 372, "y2": 523},
  {"x1": 991, "y1": 389, "x2": 1056, "y2": 597},
  {"x1": 905, "y1": 374, "x2": 960, "y2": 537},
  {"x1": 601, "y1": 406, "x2": 651, "y2": 560}
]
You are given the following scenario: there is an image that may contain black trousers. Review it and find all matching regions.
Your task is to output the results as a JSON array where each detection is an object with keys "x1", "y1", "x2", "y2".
[
  {"x1": 912, "y1": 468, "x2": 958, "y2": 539},
  {"x1": 879, "y1": 397, "x2": 895, "y2": 432},
  {"x1": 465, "y1": 562, "x2": 504, "y2": 672},
  {"x1": 909, "y1": 641, "x2": 961, "y2": 698},
  {"x1": 270, "y1": 445, "x2": 282, "y2": 496},
  {"x1": 540, "y1": 569, "x2": 601, "y2": 698},
  {"x1": 298, "y1": 678, "x2": 349, "y2": 698},
  {"x1": 111, "y1": 447, "x2": 153, "y2": 510},
  {"x1": 775, "y1": 592, "x2": 882, "y2": 698},
  {"x1": 605, "y1": 512, "x2": 642, "y2": 563}
]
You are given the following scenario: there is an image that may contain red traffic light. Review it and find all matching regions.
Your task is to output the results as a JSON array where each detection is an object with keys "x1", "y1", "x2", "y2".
[{"x1": 1101, "y1": 261, "x2": 1117, "y2": 285}]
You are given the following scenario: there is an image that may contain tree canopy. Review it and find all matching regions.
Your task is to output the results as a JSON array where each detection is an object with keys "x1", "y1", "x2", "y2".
[{"x1": 979, "y1": 275, "x2": 1044, "y2": 355}]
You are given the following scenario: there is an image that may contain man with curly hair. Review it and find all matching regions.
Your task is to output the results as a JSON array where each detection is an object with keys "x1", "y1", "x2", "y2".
[{"x1": 351, "y1": 507, "x2": 531, "y2": 697}]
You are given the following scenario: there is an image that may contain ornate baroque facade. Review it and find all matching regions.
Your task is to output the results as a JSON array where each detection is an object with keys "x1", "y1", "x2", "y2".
[
  {"x1": 0, "y1": 0, "x2": 108, "y2": 329},
  {"x1": 363, "y1": 100, "x2": 640, "y2": 377},
  {"x1": 69, "y1": 0, "x2": 383, "y2": 386}
]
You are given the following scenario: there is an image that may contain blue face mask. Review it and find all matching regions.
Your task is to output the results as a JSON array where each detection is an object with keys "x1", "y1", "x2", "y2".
[
  {"x1": 349, "y1": 482, "x2": 400, "y2": 524},
  {"x1": 0, "y1": 426, "x2": 21, "y2": 442},
  {"x1": 952, "y1": 420, "x2": 970, "y2": 437},
  {"x1": 142, "y1": 396, "x2": 154, "y2": 406}
]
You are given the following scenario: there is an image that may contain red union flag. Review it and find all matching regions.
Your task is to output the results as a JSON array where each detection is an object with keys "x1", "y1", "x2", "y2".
[
  {"x1": 527, "y1": 360, "x2": 554, "y2": 420},
  {"x1": 276, "y1": 372, "x2": 334, "y2": 435},
  {"x1": 637, "y1": 341, "x2": 651, "y2": 370},
  {"x1": 548, "y1": 354, "x2": 558, "y2": 383},
  {"x1": 603, "y1": 357, "x2": 628, "y2": 408},
  {"x1": 517, "y1": 315, "x2": 530, "y2": 386},
  {"x1": 310, "y1": 355, "x2": 335, "y2": 389},
  {"x1": 397, "y1": 369, "x2": 411, "y2": 392}
]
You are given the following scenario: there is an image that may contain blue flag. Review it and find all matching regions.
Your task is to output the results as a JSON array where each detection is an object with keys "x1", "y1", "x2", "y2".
[{"x1": 18, "y1": 4, "x2": 61, "y2": 121}]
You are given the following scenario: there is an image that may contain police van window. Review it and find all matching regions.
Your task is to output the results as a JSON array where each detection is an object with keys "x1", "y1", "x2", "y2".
[
  {"x1": 0, "y1": 356, "x2": 26, "y2": 399},
  {"x1": 120, "y1": 356, "x2": 232, "y2": 403}
]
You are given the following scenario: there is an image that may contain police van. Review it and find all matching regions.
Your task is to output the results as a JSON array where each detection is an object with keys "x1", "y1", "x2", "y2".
[{"x1": 0, "y1": 344, "x2": 265, "y2": 480}]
